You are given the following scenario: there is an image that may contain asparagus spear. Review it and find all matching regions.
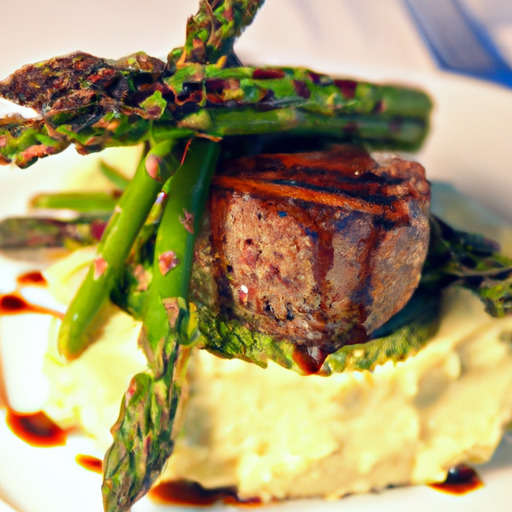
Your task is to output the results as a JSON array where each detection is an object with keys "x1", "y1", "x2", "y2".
[
  {"x1": 102, "y1": 336, "x2": 191, "y2": 512},
  {"x1": 0, "y1": 57, "x2": 432, "y2": 167},
  {"x1": 111, "y1": 180, "x2": 173, "y2": 319},
  {"x1": 0, "y1": 215, "x2": 108, "y2": 249},
  {"x1": 422, "y1": 215, "x2": 512, "y2": 317},
  {"x1": 58, "y1": 140, "x2": 179, "y2": 359},
  {"x1": 0, "y1": 115, "x2": 69, "y2": 168},
  {"x1": 102, "y1": 139, "x2": 220, "y2": 511},
  {"x1": 140, "y1": 140, "x2": 219, "y2": 361},
  {"x1": 30, "y1": 191, "x2": 120, "y2": 212},
  {"x1": 98, "y1": 160, "x2": 130, "y2": 190},
  {"x1": 168, "y1": 0, "x2": 266, "y2": 67}
]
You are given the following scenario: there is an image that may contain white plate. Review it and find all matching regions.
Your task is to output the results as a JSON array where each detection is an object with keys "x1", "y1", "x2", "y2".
[{"x1": 1, "y1": 1, "x2": 512, "y2": 512}]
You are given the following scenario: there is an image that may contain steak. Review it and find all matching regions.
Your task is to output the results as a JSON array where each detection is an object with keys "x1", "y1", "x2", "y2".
[{"x1": 192, "y1": 144, "x2": 430, "y2": 357}]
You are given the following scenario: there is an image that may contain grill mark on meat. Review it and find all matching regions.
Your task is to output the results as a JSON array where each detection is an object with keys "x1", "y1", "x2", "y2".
[
  {"x1": 215, "y1": 169, "x2": 408, "y2": 198},
  {"x1": 212, "y1": 146, "x2": 413, "y2": 226},
  {"x1": 212, "y1": 175, "x2": 410, "y2": 222},
  {"x1": 268, "y1": 179, "x2": 402, "y2": 203}
]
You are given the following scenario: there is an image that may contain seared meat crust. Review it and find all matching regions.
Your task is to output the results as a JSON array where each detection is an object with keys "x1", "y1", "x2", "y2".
[{"x1": 192, "y1": 144, "x2": 430, "y2": 355}]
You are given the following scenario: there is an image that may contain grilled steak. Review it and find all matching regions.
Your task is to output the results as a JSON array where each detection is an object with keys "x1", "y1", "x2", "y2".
[{"x1": 192, "y1": 144, "x2": 430, "y2": 357}]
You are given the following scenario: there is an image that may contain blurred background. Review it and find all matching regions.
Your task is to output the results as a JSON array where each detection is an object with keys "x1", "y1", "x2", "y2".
[{"x1": 0, "y1": 0, "x2": 510, "y2": 85}]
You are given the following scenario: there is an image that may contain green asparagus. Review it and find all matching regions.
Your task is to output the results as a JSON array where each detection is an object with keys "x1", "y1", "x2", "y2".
[
  {"x1": 422, "y1": 215, "x2": 512, "y2": 317},
  {"x1": 58, "y1": 140, "x2": 179, "y2": 359},
  {"x1": 0, "y1": 215, "x2": 108, "y2": 249},
  {"x1": 139, "y1": 140, "x2": 219, "y2": 364},
  {"x1": 110, "y1": 181, "x2": 172, "y2": 320},
  {"x1": 30, "y1": 191, "x2": 120, "y2": 213},
  {"x1": 168, "y1": 0, "x2": 266, "y2": 67},
  {"x1": 102, "y1": 139, "x2": 220, "y2": 511},
  {"x1": 98, "y1": 160, "x2": 131, "y2": 190},
  {"x1": 0, "y1": 57, "x2": 432, "y2": 167}
]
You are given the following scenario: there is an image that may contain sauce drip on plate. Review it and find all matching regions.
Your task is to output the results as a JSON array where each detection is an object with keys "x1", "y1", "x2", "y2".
[
  {"x1": 5, "y1": 409, "x2": 67, "y2": 447},
  {"x1": 0, "y1": 270, "x2": 66, "y2": 443},
  {"x1": 150, "y1": 480, "x2": 263, "y2": 507},
  {"x1": 429, "y1": 464, "x2": 483, "y2": 495},
  {"x1": 76, "y1": 454, "x2": 103, "y2": 473},
  {"x1": 0, "y1": 293, "x2": 62, "y2": 317},
  {"x1": 16, "y1": 270, "x2": 47, "y2": 287}
]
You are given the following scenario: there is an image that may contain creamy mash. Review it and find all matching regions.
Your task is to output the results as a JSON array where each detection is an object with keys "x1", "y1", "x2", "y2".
[
  {"x1": 162, "y1": 288, "x2": 512, "y2": 500},
  {"x1": 38, "y1": 184, "x2": 512, "y2": 501}
]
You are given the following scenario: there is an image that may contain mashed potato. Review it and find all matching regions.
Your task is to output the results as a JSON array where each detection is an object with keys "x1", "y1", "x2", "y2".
[
  {"x1": 39, "y1": 183, "x2": 512, "y2": 501},
  {"x1": 161, "y1": 288, "x2": 512, "y2": 500}
]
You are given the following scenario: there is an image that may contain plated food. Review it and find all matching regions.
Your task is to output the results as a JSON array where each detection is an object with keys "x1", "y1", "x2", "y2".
[{"x1": 0, "y1": 1, "x2": 512, "y2": 512}]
